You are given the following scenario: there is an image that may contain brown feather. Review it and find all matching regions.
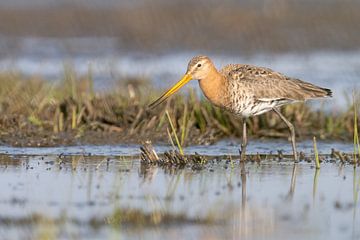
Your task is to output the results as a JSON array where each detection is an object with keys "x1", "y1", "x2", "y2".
[{"x1": 221, "y1": 64, "x2": 332, "y2": 101}]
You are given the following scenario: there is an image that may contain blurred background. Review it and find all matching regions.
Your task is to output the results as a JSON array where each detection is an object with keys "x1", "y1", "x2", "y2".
[{"x1": 0, "y1": 0, "x2": 359, "y2": 108}]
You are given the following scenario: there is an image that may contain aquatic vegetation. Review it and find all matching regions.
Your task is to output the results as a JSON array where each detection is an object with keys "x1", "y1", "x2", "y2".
[
  {"x1": 313, "y1": 136, "x2": 320, "y2": 169},
  {"x1": 0, "y1": 209, "x2": 214, "y2": 235},
  {"x1": 0, "y1": 72, "x2": 358, "y2": 147},
  {"x1": 140, "y1": 140, "x2": 160, "y2": 165},
  {"x1": 107, "y1": 208, "x2": 215, "y2": 227},
  {"x1": 330, "y1": 149, "x2": 359, "y2": 165},
  {"x1": 165, "y1": 110, "x2": 183, "y2": 155},
  {"x1": 353, "y1": 92, "x2": 360, "y2": 166},
  {"x1": 140, "y1": 141, "x2": 208, "y2": 170}
]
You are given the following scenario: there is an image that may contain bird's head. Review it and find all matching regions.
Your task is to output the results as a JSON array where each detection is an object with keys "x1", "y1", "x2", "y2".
[
  {"x1": 186, "y1": 55, "x2": 213, "y2": 80},
  {"x1": 149, "y1": 55, "x2": 214, "y2": 108}
]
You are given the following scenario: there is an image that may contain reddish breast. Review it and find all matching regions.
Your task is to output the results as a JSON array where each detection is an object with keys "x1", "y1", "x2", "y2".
[{"x1": 198, "y1": 71, "x2": 228, "y2": 108}]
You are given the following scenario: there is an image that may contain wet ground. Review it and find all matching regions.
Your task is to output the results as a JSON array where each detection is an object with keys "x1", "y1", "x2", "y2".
[
  {"x1": 0, "y1": 1, "x2": 359, "y2": 239},
  {"x1": 0, "y1": 141, "x2": 359, "y2": 239}
]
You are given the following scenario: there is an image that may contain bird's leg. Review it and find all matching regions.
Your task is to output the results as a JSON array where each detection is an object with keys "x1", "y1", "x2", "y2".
[
  {"x1": 273, "y1": 108, "x2": 298, "y2": 162},
  {"x1": 240, "y1": 118, "x2": 248, "y2": 161}
]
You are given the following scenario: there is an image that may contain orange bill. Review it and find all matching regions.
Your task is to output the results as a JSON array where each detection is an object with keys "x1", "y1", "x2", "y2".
[{"x1": 149, "y1": 74, "x2": 192, "y2": 109}]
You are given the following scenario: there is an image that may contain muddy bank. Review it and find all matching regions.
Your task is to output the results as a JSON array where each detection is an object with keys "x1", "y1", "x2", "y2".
[{"x1": 0, "y1": 74, "x2": 358, "y2": 147}]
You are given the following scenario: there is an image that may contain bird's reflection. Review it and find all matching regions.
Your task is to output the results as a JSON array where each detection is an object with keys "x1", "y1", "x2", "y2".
[{"x1": 287, "y1": 163, "x2": 298, "y2": 200}]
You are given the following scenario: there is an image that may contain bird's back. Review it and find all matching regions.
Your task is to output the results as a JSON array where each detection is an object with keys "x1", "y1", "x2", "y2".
[{"x1": 219, "y1": 64, "x2": 332, "y2": 117}]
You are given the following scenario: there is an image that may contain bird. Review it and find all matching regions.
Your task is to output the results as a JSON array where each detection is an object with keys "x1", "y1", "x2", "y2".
[{"x1": 149, "y1": 55, "x2": 332, "y2": 161}]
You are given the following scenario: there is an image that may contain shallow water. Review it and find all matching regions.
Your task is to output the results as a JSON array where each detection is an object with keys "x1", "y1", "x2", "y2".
[
  {"x1": 0, "y1": 142, "x2": 359, "y2": 240},
  {"x1": 0, "y1": 139, "x2": 355, "y2": 157}
]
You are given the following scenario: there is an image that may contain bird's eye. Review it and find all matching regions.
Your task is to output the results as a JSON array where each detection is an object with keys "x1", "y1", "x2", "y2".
[{"x1": 197, "y1": 63, "x2": 202, "y2": 67}]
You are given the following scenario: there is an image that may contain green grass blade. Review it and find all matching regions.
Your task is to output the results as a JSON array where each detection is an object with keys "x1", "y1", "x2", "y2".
[
  {"x1": 313, "y1": 136, "x2": 320, "y2": 169},
  {"x1": 353, "y1": 91, "x2": 359, "y2": 167},
  {"x1": 180, "y1": 103, "x2": 188, "y2": 146},
  {"x1": 165, "y1": 110, "x2": 183, "y2": 155}
]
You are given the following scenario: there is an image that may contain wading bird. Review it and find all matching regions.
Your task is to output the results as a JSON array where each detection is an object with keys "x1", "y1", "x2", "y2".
[{"x1": 149, "y1": 56, "x2": 332, "y2": 161}]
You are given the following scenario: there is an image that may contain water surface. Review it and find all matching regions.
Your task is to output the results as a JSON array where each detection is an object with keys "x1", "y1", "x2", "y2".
[
  {"x1": 0, "y1": 145, "x2": 359, "y2": 239},
  {"x1": 0, "y1": 139, "x2": 355, "y2": 157}
]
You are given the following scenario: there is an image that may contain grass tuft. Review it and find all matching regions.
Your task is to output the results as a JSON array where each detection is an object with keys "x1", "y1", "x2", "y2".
[{"x1": 0, "y1": 72, "x2": 358, "y2": 147}]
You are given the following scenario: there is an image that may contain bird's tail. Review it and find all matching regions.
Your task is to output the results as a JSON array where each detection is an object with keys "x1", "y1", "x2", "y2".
[
  {"x1": 321, "y1": 87, "x2": 333, "y2": 97},
  {"x1": 294, "y1": 79, "x2": 332, "y2": 99}
]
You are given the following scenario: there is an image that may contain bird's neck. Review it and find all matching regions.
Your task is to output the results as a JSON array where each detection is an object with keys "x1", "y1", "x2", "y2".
[{"x1": 198, "y1": 68, "x2": 227, "y2": 107}]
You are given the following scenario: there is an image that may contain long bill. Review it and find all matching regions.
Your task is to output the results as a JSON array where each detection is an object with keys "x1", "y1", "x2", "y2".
[{"x1": 148, "y1": 74, "x2": 192, "y2": 109}]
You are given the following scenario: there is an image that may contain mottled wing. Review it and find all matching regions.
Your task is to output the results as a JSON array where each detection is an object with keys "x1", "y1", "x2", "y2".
[{"x1": 223, "y1": 64, "x2": 331, "y2": 105}]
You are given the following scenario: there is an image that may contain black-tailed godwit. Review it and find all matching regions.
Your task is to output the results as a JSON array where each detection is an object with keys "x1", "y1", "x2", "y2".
[{"x1": 149, "y1": 56, "x2": 332, "y2": 161}]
